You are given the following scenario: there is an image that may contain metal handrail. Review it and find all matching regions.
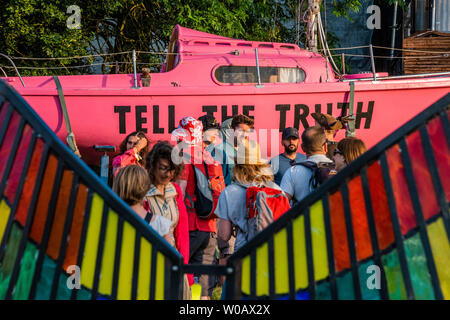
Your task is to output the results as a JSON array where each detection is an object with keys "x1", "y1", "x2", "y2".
[
  {"x1": 0, "y1": 53, "x2": 25, "y2": 87},
  {"x1": 341, "y1": 71, "x2": 450, "y2": 82}
]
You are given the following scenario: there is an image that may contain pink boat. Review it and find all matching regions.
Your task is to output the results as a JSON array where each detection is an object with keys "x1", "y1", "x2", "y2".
[{"x1": 2, "y1": 25, "x2": 450, "y2": 165}]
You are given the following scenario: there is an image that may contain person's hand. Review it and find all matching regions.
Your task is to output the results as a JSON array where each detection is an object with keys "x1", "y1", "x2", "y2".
[
  {"x1": 339, "y1": 115, "x2": 355, "y2": 123},
  {"x1": 134, "y1": 138, "x2": 147, "y2": 153}
]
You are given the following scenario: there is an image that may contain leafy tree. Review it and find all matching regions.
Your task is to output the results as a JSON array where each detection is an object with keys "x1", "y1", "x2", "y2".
[
  {"x1": 0, "y1": 0, "x2": 407, "y2": 76},
  {"x1": 85, "y1": 0, "x2": 297, "y2": 73},
  {"x1": 0, "y1": 0, "x2": 95, "y2": 76},
  {"x1": 0, "y1": 0, "x2": 294, "y2": 75}
]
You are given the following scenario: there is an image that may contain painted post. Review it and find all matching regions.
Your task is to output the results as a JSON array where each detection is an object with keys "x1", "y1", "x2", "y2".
[
  {"x1": 255, "y1": 48, "x2": 264, "y2": 88},
  {"x1": 341, "y1": 53, "x2": 346, "y2": 74},
  {"x1": 346, "y1": 81, "x2": 356, "y2": 137},
  {"x1": 369, "y1": 44, "x2": 377, "y2": 81},
  {"x1": 132, "y1": 49, "x2": 139, "y2": 88},
  {"x1": 93, "y1": 145, "x2": 116, "y2": 184}
]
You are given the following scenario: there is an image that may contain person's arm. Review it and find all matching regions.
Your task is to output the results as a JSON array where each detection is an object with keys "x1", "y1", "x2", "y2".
[
  {"x1": 215, "y1": 190, "x2": 233, "y2": 242},
  {"x1": 176, "y1": 163, "x2": 191, "y2": 199},
  {"x1": 177, "y1": 179, "x2": 187, "y2": 199},
  {"x1": 163, "y1": 234, "x2": 172, "y2": 243},
  {"x1": 280, "y1": 167, "x2": 294, "y2": 201},
  {"x1": 112, "y1": 149, "x2": 138, "y2": 176},
  {"x1": 218, "y1": 218, "x2": 232, "y2": 242}
]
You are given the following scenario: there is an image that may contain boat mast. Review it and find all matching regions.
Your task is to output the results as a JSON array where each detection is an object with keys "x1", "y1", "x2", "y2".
[{"x1": 306, "y1": 0, "x2": 321, "y2": 52}]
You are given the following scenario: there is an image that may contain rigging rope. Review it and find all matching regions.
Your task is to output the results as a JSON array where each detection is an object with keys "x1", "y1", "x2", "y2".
[
  {"x1": 0, "y1": 61, "x2": 162, "y2": 70},
  {"x1": 317, "y1": 11, "x2": 341, "y2": 76},
  {"x1": 331, "y1": 53, "x2": 449, "y2": 59},
  {"x1": 9, "y1": 51, "x2": 134, "y2": 60}
]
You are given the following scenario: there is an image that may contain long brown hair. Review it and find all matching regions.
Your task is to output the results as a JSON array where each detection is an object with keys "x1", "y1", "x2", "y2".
[
  {"x1": 337, "y1": 137, "x2": 367, "y2": 164},
  {"x1": 119, "y1": 131, "x2": 150, "y2": 165},
  {"x1": 112, "y1": 165, "x2": 151, "y2": 206}
]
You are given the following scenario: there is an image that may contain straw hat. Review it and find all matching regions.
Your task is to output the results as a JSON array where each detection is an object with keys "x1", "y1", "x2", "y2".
[{"x1": 235, "y1": 140, "x2": 268, "y2": 166}]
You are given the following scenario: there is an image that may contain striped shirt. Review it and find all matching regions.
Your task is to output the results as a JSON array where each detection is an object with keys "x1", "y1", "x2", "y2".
[{"x1": 145, "y1": 183, "x2": 179, "y2": 246}]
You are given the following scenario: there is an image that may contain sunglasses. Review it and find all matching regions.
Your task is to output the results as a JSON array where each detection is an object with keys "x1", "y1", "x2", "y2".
[
  {"x1": 334, "y1": 149, "x2": 343, "y2": 156},
  {"x1": 157, "y1": 165, "x2": 175, "y2": 174}
]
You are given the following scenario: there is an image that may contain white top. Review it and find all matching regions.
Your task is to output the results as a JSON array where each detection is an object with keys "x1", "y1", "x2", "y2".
[
  {"x1": 149, "y1": 215, "x2": 172, "y2": 237},
  {"x1": 280, "y1": 154, "x2": 333, "y2": 204}
]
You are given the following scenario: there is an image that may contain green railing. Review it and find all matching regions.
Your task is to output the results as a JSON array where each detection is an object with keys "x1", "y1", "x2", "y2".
[
  {"x1": 0, "y1": 79, "x2": 183, "y2": 300},
  {"x1": 224, "y1": 94, "x2": 450, "y2": 300}
]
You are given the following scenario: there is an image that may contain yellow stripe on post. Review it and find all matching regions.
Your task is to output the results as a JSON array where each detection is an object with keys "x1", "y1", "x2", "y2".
[
  {"x1": 274, "y1": 229, "x2": 289, "y2": 294},
  {"x1": 241, "y1": 256, "x2": 251, "y2": 295},
  {"x1": 292, "y1": 215, "x2": 308, "y2": 290},
  {"x1": 256, "y1": 243, "x2": 269, "y2": 296},
  {"x1": 80, "y1": 194, "x2": 103, "y2": 289},
  {"x1": 117, "y1": 221, "x2": 135, "y2": 300},
  {"x1": 155, "y1": 252, "x2": 165, "y2": 300},
  {"x1": 0, "y1": 200, "x2": 11, "y2": 244},
  {"x1": 310, "y1": 201, "x2": 329, "y2": 281},
  {"x1": 98, "y1": 210, "x2": 118, "y2": 296},
  {"x1": 137, "y1": 238, "x2": 151, "y2": 300},
  {"x1": 427, "y1": 218, "x2": 450, "y2": 299}
]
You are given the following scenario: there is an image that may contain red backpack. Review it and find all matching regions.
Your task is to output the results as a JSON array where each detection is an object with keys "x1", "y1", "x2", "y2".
[{"x1": 245, "y1": 186, "x2": 290, "y2": 240}]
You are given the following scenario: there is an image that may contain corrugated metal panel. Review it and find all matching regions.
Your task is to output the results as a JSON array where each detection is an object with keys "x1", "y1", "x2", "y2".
[
  {"x1": 435, "y1": 0, "x2": 450, "y2": 32},
  {"x1": 415, "y1": 0, "x2": 429, "y2": 31}
]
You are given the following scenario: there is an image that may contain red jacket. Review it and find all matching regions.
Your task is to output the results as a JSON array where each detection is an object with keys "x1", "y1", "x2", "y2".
[
  {"x1": 111, "y1": 149, "x2": 142, "y2": 176},
  {"x1": 182, "y1": 148, "x2": 219, "y2": 233},
  {"x1": 173, "y1": 182, "x2": 194, "y2": 286}
]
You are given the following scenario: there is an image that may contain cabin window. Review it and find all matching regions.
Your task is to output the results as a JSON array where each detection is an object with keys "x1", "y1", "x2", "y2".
[{"x1": 214, "y1": 66, "x2": 306, "y2": 84}]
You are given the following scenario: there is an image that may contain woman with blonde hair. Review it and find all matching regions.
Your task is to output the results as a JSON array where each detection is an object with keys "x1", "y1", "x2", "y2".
[
  {"x1": 112, "y1": 165, "x2": 172, "y2": 242},
  {"x1": 215, "y1": 141, "x2": 287, "y2": 252},
  {"x1": 333, "y1": 136, "x2": 367, "y2": 171}
]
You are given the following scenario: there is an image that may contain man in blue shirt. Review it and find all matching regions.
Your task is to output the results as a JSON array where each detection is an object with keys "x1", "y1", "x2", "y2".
[
  {"x1": 269, "y1": 127, "x2": 306, "y2": 185},
  {"x1": 280, "y1": 126, "x2": 333, "y2": 204}
]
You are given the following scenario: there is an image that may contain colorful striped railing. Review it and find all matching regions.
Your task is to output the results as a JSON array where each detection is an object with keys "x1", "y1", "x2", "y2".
[
  {"x1": 0, "y1": 80, "x2": 183, "y2": 300},
  {"x1": 224, "y1": 94, "x2": 450, "y2": 300}
]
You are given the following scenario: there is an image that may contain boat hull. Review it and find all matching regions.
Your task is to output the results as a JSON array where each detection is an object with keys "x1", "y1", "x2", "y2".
[{"x1": 8, "y1": 77, "x2": 450, "y2": 165}]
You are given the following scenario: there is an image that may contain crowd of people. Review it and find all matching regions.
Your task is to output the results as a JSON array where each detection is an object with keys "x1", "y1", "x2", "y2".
[{"x1": 111, "y1": 112, "x2": 367, "y2": 300}]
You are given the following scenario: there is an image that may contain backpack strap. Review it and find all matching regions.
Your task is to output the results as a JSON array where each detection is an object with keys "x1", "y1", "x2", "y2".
[
  {"x1": 292, "y1": 160, "x2": 334, "y2": 169},
  {"x1": 203, "y1": 161, "x2": 210, "y2": 181},
  {"x1": 144, "y1": 211, "x2": 153, "y2": 223},
  {"x1": 292, "y1": 160, "x2": 317, "y2": 169},
  {"x1": 292, "y1": 161, "x2": 320, "y2": 189}
]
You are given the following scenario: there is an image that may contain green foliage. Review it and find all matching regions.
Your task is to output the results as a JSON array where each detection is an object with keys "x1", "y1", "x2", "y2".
[
  {"x1": 86, "y1": 0, "x2": 299, "y2": 73},
  {"x1": 0, "y1": 0, "x2": 299, "y2": 75},
  {"x1": 0, "y1": 0, "x2": 93, "y2": 76},
  {"x1": 0, "y1": 0, "x2": 407, "y2": 76}
]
